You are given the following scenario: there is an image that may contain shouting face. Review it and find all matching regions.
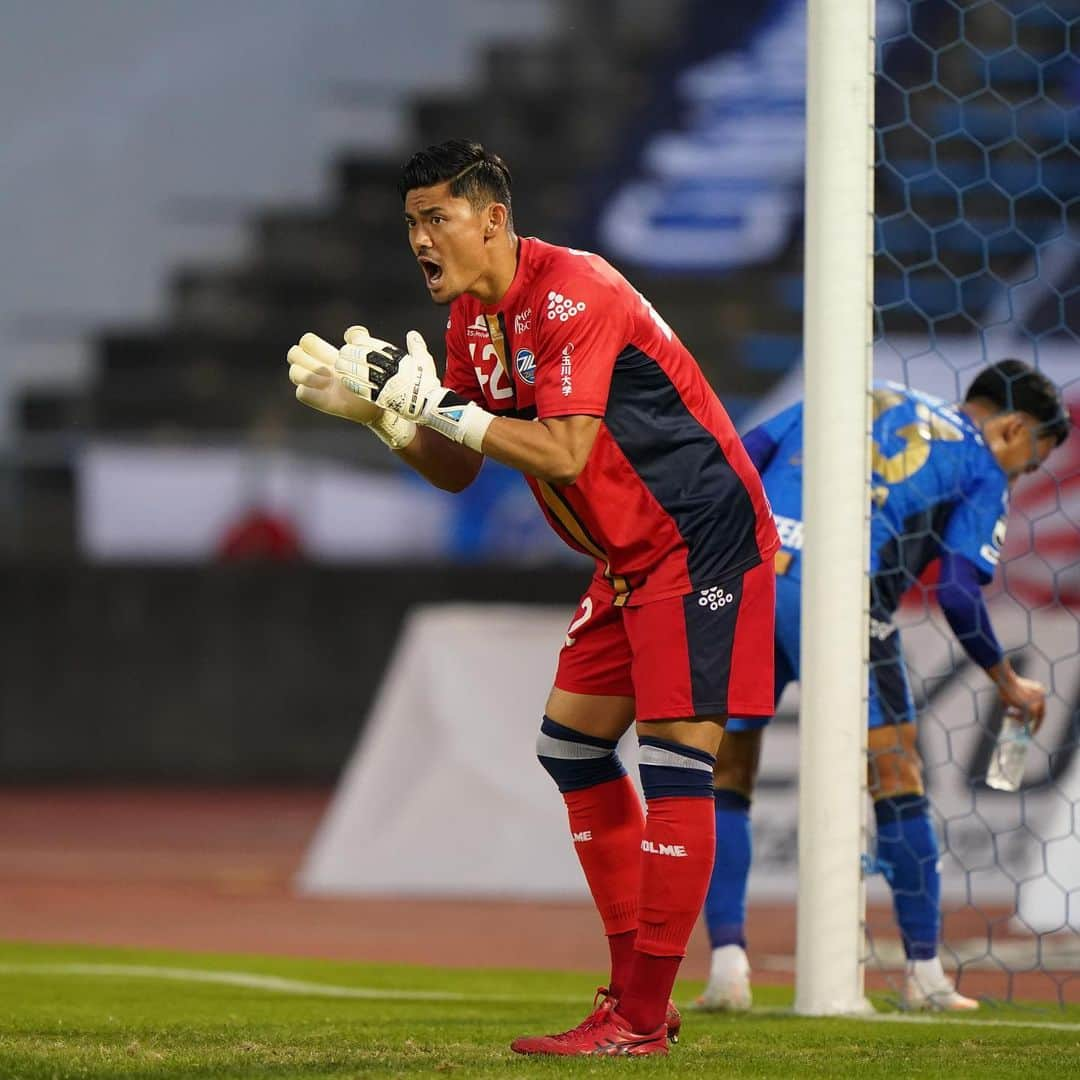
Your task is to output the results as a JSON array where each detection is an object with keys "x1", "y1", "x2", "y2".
[{"x1": 404, "y1": 181, "x2": 502, "y2": 306}]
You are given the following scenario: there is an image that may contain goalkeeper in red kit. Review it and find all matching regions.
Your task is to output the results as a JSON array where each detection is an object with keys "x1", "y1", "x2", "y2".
[{"x1": 286, "y1": 140, "x2": 778, "y2": 1056}]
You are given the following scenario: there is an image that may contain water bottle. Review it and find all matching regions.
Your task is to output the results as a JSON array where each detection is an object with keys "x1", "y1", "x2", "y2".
[{"x1": 985, "y1": 708, "x2": 1031, "y2": 792}]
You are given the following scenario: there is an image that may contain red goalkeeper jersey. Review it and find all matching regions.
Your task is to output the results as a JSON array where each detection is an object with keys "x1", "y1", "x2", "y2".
[{"x1": 444, "y1": 237, "x2": 778, "y2": 606}]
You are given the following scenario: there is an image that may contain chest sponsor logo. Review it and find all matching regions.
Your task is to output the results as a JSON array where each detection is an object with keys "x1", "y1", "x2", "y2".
[
  {"x1": 547, "y1": 290, "x2": 586, "y2": 322},
  {"x1": 515, "y1": 348, "x2": 536, "y2": 385},
  {"x1": 514, "y1": 308, "x2": 532, "y2": 334}
]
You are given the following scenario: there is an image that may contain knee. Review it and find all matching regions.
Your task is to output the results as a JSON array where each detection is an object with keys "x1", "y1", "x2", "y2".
[
  {"x1": 637, "y1": 736, "x2": 715, "y2": 801},
  {"x1": 535, "y1": 715, "x2": 626, "y2": 793},
  {"x1": 867, "y1": 724, "x2": 924, "y2": 799},
  {"x1": 712, "y1": 730, "x2": 762, "y2": 799}
]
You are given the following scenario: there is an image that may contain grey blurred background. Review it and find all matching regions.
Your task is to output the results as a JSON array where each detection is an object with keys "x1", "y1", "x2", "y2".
[{"x1": 2, "y1": 0, "x2": 1076, "y2": 782}]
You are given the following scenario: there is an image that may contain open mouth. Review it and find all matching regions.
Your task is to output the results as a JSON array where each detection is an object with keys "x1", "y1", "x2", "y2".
[{"x1": 418, "y1": 257, "x2": 444, "y2": 288}]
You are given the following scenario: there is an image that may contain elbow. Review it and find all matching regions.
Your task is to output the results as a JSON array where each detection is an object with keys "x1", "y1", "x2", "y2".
[
  {"x1": 545, "y1": 469, "x2": 582, "y2": 488},
  {"x1": 434, "y1": 469, "x2": 479, "y2": 494},
  {"x1": 540, "y1": 445, "x2": 590, "y2": 487},
  {"x1": 935, "y1": 589, "x2": 967, "y2": 629},
  {"x1": 431, "y1": 454, "x2": 483, "y2": 493},
  {"x1": 542, "y1": 460, "x2": 585, "y2": 487},
  {"x1": 435, "y1": 478, "x2": 472, "y2": 494}
]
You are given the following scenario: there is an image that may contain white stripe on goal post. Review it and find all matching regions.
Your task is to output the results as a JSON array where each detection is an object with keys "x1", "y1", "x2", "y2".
[{"x1": 796, "y1": 0, "x2": 875, "y2": 1016}]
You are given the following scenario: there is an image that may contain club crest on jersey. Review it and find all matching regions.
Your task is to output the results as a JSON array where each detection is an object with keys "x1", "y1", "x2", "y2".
[{"x1": 515, "y1": 348, "x2": 536, "y2": 385}]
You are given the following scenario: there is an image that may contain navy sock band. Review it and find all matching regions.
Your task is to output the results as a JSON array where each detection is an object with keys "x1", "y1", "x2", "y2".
[
  {"x1": 536, "y1": 715, "x2": 626, "y2": 794},
  {"x1": 874, "y1": 794, "x2": 929, "y2": 824},
  {"x1": 713, "y1": 788, "x2": 752, "y2": 812},
  {"x1": 639, "y1": 735, "x2": 716, "y2": 769},
  {"x1": 539, "y1": 715, "x2": 619, "y2": 751},
  {"x1": 638, "y1": 736, "x2": 715, "y2": 801}
]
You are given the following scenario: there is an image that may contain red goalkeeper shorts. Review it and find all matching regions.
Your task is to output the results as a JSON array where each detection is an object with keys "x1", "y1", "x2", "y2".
[{"x1": 554, "y1": 559, "x2": 775, "y2": 721}]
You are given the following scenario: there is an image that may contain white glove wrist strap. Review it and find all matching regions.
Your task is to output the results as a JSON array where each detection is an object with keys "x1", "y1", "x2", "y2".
[
  {"x1": 421, "y1": 392, "x2": 494, "y2": 452},
  {"x1": 457, "y1": 401, "x2": 495, "y2": 453}
]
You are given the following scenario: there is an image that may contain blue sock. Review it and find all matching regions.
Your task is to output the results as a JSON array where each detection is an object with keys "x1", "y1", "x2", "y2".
[
  {"x1": 704, "y1": 789, "x2": 752, "y2": 950},
  {"x1": 874, "y1": 795, "x2": 940, "y2": 961}
]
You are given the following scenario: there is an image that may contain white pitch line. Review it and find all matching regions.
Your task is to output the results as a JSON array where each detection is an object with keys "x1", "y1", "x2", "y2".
[
  {"x1": 0, "y1": 962, "x2": 578, "y2": 1005},
  {"x1": 714, "y1": 1004, "x2": 1080, "y2": 1034},
  {"x1": 860, "y1": 1011, "x2": 1080, "y2": 1035},
  {"x1": 2, "y1": 963, "x2": 1078, "y2": 1033}
]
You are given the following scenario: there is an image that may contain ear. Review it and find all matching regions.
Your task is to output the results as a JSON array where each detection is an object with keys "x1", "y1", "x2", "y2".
[
  {"x1": 485, "y1": 202, "x2": 509, "y2": 237},
  {"x1": 1002, "y1": 413, "x2": 1029, "y2": 444}
]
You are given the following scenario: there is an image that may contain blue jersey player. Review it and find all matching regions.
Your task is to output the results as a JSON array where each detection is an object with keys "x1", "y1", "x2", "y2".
[{"x1": 698, "y1": 360, "x2": 1069, "y2": 1012}]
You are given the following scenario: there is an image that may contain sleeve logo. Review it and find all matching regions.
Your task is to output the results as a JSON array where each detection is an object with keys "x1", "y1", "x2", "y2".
[{"x1": 547, "y1": 290, "x2": 586, "y2": 321}]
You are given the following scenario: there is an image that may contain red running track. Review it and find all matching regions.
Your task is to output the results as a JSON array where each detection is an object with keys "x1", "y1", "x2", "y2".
[{"x1": 0, "y1": 788, "x2": 1073, "y2": 1004}]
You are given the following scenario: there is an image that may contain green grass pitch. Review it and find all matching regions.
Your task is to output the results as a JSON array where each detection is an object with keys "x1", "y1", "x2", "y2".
[{"x1": 0, "y1": 942, "x2": 1076, "y2": 1078}]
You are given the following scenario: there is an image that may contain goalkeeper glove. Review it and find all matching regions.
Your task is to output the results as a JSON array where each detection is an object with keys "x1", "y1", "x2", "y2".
[
  {"x1": 288, "y1": 330, "x2": 416, "y2": 450},
  {"x1": 336, "y1": 329, "x2": 494, "y2": 452}
]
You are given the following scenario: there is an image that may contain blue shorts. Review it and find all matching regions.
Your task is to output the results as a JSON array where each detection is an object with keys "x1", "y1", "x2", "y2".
[{"x1": 725, "y1": 574, "x2": 915, "y2": 732}]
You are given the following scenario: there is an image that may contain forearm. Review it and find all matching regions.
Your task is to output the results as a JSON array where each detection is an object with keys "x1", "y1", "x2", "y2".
[
  {"x1": 479, "y1": 414, "x2": 596, "y2": 486},
  {"x1": 936, "y1": 553, "x2": 1004, "y2": 671},
  {"x1": 344, "y1": 327, "x2": 596, "y2": 487},
  {"x1": 986, "y1": 657, "x2": 1017, "y2": 689},
  {"x1": 394, "y1": 425, "x2": 482, "y2": 492}
]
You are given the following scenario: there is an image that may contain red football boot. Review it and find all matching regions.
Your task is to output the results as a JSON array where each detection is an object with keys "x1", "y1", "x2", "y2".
[
  {"x1": 665, "y1": 997, "x2": 682, "y2": 1044},
  {"x1": 510, "y1": 988, "x2": 671, "y2": 1057}
]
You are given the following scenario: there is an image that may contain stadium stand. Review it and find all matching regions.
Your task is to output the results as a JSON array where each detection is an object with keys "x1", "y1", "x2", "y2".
[{"x1": 14, "y1": 0, "x2": 1078, "y2": 560}]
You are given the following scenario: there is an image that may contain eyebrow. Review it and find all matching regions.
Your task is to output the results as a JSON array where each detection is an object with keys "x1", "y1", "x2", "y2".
[{"x1": 405, "y1": 206, "x2": 449, "y2": 219}]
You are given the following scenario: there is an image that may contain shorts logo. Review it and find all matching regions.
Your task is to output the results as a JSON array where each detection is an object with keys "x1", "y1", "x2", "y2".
[
  {"x1": 547, "y1": 291, "x2": 586, "y2": 321},
  {"x1": 515, "y1": 348, "x2": 536, "y2": 385},
  {"x1": 698, "y1": 586, "x2": 734, "y2": 610}
]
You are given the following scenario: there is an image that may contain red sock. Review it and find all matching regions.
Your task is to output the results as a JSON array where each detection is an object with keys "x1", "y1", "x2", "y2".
[
  {"x1": 562, "y1": 774, "x2": 645, "y2": 988},
  {"x1": 606, "y1": 929, "x2": 637, "y2": 1000},
  {"x1": 617, "y1": 795, "x2": 715, "y2": 1034}
]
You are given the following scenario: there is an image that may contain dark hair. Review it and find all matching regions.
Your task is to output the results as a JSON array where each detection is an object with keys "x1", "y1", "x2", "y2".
[
  {"x1": 964, "y1": 359, "x2": 1070, "y2": 446},
  {"x1": 397, "y1": 139, "x2": 513, "y2": 226}
]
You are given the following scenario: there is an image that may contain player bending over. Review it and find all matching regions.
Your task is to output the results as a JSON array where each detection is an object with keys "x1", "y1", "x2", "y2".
[
  {"x1": 286, "y1": 140, "x2": 779, "y2": 1055},
  {"x1": 698, "y1": 361, "x2": 1069, "y2": 1013}
]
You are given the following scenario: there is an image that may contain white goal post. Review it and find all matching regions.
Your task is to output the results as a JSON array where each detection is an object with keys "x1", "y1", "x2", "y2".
[{"x1": 796, "y1": 0, "x2": 875, "y2": 1016}]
